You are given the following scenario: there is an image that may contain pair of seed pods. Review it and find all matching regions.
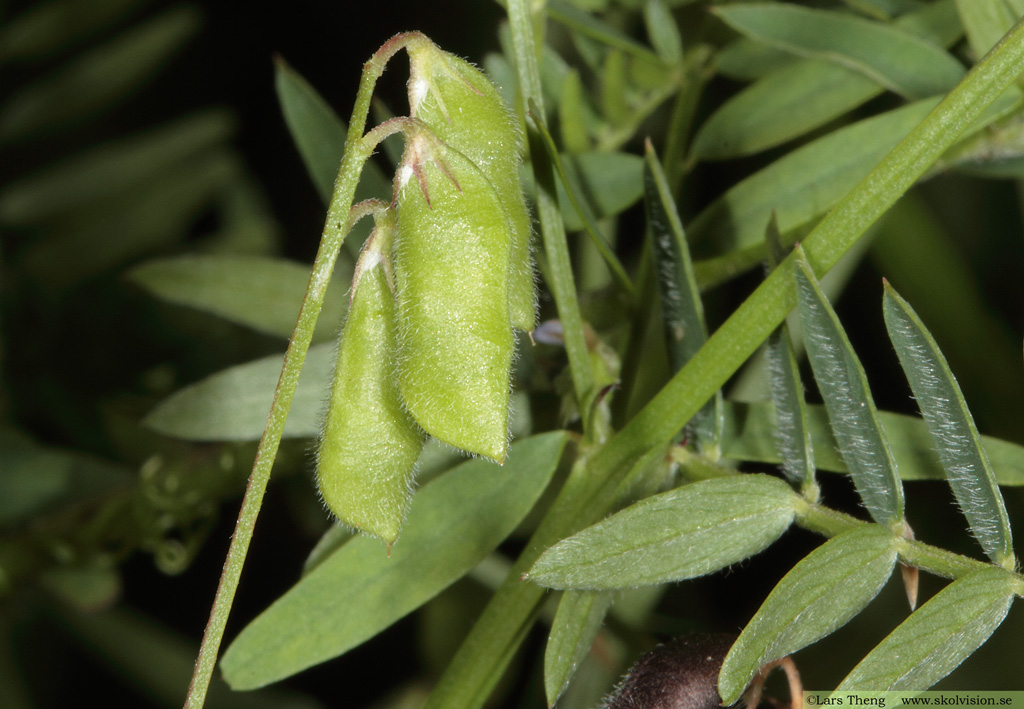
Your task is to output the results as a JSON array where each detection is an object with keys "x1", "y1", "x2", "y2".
[{"x1": 316, "y1": 36, "x2": 535, "y2": 543}]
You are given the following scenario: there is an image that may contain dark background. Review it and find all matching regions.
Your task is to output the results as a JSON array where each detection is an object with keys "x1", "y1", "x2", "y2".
[{"x1": 4, "y1": 0, "x2": 1024, "y2": 706}]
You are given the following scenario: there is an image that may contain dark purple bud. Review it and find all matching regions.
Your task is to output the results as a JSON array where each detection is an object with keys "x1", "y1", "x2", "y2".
[{"x1": 603, "y1": 633, "x2": 736, "y2": 709}]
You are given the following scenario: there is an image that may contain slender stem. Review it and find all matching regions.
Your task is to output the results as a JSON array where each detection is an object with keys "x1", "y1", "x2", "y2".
[
  {"x1": 509, "y1": 0, "x2": 595, "y2": 420},
  {"x1": 793, "y1": 500, "x2": 863, "y2": 537},
  {"x1": 182, "y1": 36, "x2": 417, "y2": 709},
  {"x1": 793, "y1": 498, "x2": 995, "y2": 580}
]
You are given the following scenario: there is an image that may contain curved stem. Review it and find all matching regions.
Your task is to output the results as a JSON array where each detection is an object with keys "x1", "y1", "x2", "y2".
[{"x1": 183, "y1": 34, "x2": 421, "y2": 709}]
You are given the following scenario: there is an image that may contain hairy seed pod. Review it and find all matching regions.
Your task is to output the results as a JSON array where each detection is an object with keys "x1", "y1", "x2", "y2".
[
  {"x1": 317, "y1": 210, "x2": 425, "y2": 544},
  {"x1": 393, "y1": 128, "x2": 514, "y2": 463},
  {"x1": 406, "y1": 36, "x2": 536, "y2": 333}
]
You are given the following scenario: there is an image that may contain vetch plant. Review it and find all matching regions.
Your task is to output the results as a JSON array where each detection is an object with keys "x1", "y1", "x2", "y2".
[
  {"x1": 13, "y1": 1, "x2": 1024, "y2": 707},
  {"x1": 178, "y1": 3, "x2": 1024, "y2": 706}
]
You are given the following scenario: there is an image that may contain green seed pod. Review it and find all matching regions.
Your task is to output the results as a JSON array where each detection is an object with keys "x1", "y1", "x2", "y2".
[
  {"x1": 317, "y1": 208, "x2": 425, "y2": 544},
  {"x1": 406, "y1": 36, "x2": 536, "y2": 333},
  {"x1": 393, "y1": 128, "x2": 514, "y2": 463}
]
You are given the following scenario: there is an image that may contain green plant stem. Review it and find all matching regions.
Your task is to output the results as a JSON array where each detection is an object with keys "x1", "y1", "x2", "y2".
[
  {"x1": 528, "y1": 102, "x2": 635, "y2": 298},
  {"x1": 509, "y1": 0, "x2": 595, "y2": 418},
  {"x1": 663, "y1": 45, "x2": 713, "y2": 197},
  {"x1": 793, "y1": 500, "x2": 863, "y2": 537},
  {"x1": 793, "y1": 498, "x2": 997, "y2": 580},
  {"x1": 182, "y1": 35, "x2": 416, "y2": 709},
  {"x1": 894, "y1": 537, "x2": 993, "y2": 581},
  {"x1": 422, "y1": 15, "x2": 1024, "y2": 709}
]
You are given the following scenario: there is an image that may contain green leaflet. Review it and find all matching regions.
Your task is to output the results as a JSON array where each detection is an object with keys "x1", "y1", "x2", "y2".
[
  {"x1": 22, "y1": 150, "x2": 237, "y2": 288},
  {"x1": 602, "y1": 49, "x2": 630, "y2": 128},
  {"x1": 406, "y1": 36, "x2": 536, "y2": 332},
  {"x1": 0, "y1": 0, "x2": 149, "y2": 65},
  {"x1": 764, "y1": 326, "x2": 815, "y2": 491},
  {"x1": 712, "y1": 4, "x2": 964, "y2": 100},
  {"x1": 795, "y1": 249, "x2": 905, "y2": 526},
  {"x1": 642, "y1": 0, "x2": 683, "y2": 65},
  {"x1": 527, "y1": 474, "x2": 798, "y2": 590},
  {"x1": 0, "y1": 427, "x2": 130, "y2": 527},
  {"x1": 220, "y1": 432, "x2": 567, "y2": 690},
  {"x1": 317, "y1": 214, "x2": 425, "y2": 544},
  {"x1": 716, "y1": 37, "x2": 796, "y2": 81},
  {"x1": 718, "y1": 526, "x2": 899, "y2": 704},
  {"x1": 643, "y1": 141, "x2": 720, "y2": 451},
  {"x1": 544, "y1": 590, "x2": 615, "y2": 707},
  {"x1": 393, "y1": 131, "x2": 515, "y2": 463},
  {"x1": 0, "y1": 110, "x2": 233, "y2": 225},
  {"x1": 0, "y1": 6, "x2": 200, "y2": 144},
  {"x1": 883, "y1": 283, "x2": 1015, "y2": 567},
  {"x1": 274, "y1": 57, "x2": 390, "y2": 260},
  {"x1": 692, "y1": 0, "x2": 963, "y2": 159},
  {"x1": 687, "y1": 98, "x2": 938, "y2": 255},
  {"x1": 274, "y1": 56, "x2": 390, "y2": 208},
  {"x1": 837, "y1": 567, "x2": 1020, "y2": 692},
  {"x1": 720, "y1": 400, "x2": 1024, "y2": 486},
  {"x1": 141, "y1": 346, "x2": 530, "y2": 445},
  {"x1": 761, "y1": 213, "x2": 814, "y2": 491},
  {"x1": 543, "y1": 444, "x2": 672, "y2": 705},
  {"x1": 142, "y1": 344, "x2": 335, "y2": 441},
  {"x1": 559, "y1": 69, "x2": 592, "y2": 153},
  {"x1": 955, "y1": 0, "x2": 1019, "y2": 58},
  {"x1": 274, "y1": 55, "x2": 346, "y2": 205},
  {"x1": 530, "y1": 107, "x2": 634, "y2": 297},
  {"x1": 692, "y1": 60, "x2": 881, "y2": 161},
  {"x1": 127, "y1": 255, "x2": 349, "y2": 344},
  {"x1": 869, "y1": 194, "x2": 1024, "y2": 421}
]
